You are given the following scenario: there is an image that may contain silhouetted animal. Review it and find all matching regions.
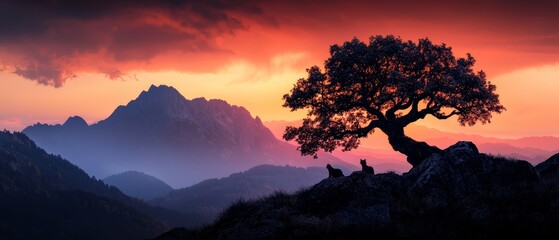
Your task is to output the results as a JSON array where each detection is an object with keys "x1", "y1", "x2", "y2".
[
  {"x1": 326, "y1": 164, "x2": 344, "y2": 178},
  {"x1": 360, "y1": 159, "x2": 375, "y2": 174}
]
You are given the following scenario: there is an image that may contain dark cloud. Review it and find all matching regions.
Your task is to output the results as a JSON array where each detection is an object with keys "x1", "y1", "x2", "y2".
[
  {"x1": 0, "y1": 0, "x2": 272, "y2": 87},
  {"x1": 108, "y1": 24, "x2": 197, "y2": 62},
  {"x1": 1, "y1": 0, "x2": 558, "y2": 87},
  {"x1": 258, "y1": 0, "x2": 559, "y2": 74},
  {"x1": 13, "y1": 57, "x2": 76, "y2": 88}
]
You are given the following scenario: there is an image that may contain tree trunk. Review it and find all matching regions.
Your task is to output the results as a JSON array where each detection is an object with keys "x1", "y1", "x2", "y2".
[{"x1": 381, "y1": 126, "x2": 441, "y2": 167}]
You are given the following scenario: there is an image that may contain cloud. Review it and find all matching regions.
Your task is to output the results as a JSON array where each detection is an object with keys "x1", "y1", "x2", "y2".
[
  {"x1": 13, "y1": 57, "x2": 76, "y2": 88},
  {"x1": 0, "y1": 0, "x2": 274, "y2": 87},
  {"x1": 228, "y1": 52, "x2": 308, "y2": 84},
  {"x1": 1, "y1": 0, "x2": 558, "y2": 87},
  {"x1": 99, "y1": 67, "x2": 125, "y2": 81}
]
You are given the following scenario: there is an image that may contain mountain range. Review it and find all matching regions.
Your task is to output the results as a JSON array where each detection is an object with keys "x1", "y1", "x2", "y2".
[
  {"x1": 23, "y1": 84, "x2": 557, "y2": 188},
  {"x1": 264, "y1": 120, "x2": 559, "y2": 173},
  {"x1": 23, "y1": 85, "x2": 347, "y2": 188}
]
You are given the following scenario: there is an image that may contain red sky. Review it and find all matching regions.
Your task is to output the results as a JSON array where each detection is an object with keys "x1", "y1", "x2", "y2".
[{"x1": 1, "y1": 0, "x2": 559, "y2": 138}]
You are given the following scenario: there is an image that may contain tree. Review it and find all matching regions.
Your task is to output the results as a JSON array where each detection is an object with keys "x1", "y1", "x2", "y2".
[{"x1": 282, "y1": 35, "x2": 505, "y2": 167}]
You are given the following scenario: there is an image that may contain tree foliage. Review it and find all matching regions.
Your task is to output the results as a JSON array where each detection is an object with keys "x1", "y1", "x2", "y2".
[{"x1": 283, "y1": 35, "x2": 505, "y2": 164}]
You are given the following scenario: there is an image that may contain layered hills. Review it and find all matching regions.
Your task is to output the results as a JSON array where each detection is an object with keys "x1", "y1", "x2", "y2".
[
  {"x1": 0, "y1": 131, "x2": 202, "y2": 240},
  {"x1": 151, "y1": 164, "x2": 353, "y2": 223}
]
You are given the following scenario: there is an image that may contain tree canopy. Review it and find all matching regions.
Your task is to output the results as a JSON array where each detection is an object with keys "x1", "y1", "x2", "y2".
[{"x1": 283, "y1": 35, "x2": 505, "y2": 166}]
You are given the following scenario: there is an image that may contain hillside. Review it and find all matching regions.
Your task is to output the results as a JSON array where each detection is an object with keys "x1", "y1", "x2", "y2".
[
  {"x1": 156, "y1": 142, "x2": 559, "y2": 239},
  {"x1": 104, "y1": 171, "x2": 174, "y2": 201},
  {"x1": 151, "y1": 164, "x2": 353, "y2": 223},
  {"x1": 23, "y1": 85, "x2": 347, "y2": 187},
  {"x1": 0, "y1": 131, "x2": 205, "y2": 240},
  {"x1": 0, "y1": 131, "x2": 166, "y2": 239}
]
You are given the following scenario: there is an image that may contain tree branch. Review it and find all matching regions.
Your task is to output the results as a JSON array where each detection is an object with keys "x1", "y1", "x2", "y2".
[
  {"x1": 334, "y1": 119, "x2": 381, "y2": 139},
  {"x1": 432, "y1": 110, "x2": 460, "y2": 120},
  {"x1": 365, "y1": 104, "x2": 386, "y2": 121},
  {"x1": 386, "y1": 98, "x2": 412, "y2": 120},
  {"x1": 399, "y1": 102, "x2": 441, "y2": 126}
]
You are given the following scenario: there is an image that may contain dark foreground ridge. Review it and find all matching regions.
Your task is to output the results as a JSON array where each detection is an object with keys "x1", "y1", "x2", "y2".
[{"x1": 156, "y1": 142, "x2": 559, "y2": 240}]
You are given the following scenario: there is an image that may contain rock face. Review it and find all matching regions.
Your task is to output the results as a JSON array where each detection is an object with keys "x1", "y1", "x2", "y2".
[
  {"x1": 406, "y1": 141, "x2": 539, "y2": 212},
  {"x1": 156, "y1": 141, "x2": 559, "y2": 240}
]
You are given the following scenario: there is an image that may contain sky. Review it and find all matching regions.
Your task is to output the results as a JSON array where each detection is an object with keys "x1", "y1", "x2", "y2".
[{"x1": 1, "y1": 0, "x2": 559, "y2": 138}]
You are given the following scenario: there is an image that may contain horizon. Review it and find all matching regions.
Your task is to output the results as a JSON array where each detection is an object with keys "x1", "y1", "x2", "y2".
[
  {"x1": 1, "y1": 0, "x2": 559, "y2": 140},
  {"x1": 18, "y1": 83, "x2": 559, "y2": 184}
]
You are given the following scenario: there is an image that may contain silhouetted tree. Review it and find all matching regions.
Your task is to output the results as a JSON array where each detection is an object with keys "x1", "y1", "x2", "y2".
[{"x1": 283, "y1": 35, "x2": 505, "y2": 166}]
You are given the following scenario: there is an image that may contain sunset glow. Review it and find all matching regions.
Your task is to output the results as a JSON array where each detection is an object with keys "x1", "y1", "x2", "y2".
[{"x1": 1, "y1": 0, "x2": 558, "y2": 139}]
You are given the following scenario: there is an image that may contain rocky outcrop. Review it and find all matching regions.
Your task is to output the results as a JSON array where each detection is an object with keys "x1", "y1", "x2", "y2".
[
  {"x1": 405, "y1": 141, "x2": 539, "y2": 212},
  {"x1": 156, "y1": 141, "x2": 559, "y2": 240},
  {"x1": 536, "y1": 153, "x2": 559, "y2": 186}
]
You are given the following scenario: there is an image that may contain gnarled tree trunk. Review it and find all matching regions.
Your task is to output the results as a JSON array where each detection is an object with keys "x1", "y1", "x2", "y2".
[{"x1": 381, "y1": 126, "x2": 441, "y2": 166}]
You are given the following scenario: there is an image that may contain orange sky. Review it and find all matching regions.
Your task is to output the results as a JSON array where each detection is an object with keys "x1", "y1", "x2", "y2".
[{"x1": 1, "y1": 0, "x2": 559, "y2": 138}]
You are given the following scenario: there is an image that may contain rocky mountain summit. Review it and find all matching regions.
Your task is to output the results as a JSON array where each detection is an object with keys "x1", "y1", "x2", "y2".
[
  {"x1": 23, "y1": 85, "x2": 345, "y2": 187},
  {"x1": 157, "y1": 141, "x2": 559, "y2": 239}
]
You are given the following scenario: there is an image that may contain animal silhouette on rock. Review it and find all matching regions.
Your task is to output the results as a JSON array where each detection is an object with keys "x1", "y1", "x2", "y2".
[
  {"x1": 326, "y1": 164, "x2": 344, "y2": 178},
  {"x1": 360, "y1": 159, "x2": 375, "y2": 175}
]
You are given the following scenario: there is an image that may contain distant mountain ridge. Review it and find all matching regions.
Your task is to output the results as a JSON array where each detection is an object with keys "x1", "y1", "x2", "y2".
[
  {"x1": 264, "y1": 120, "x2": 559, "y2": 173},
  {"x1": 150, "y1": 164, "x2": 350, "y2": 223},
  {"x1": 104, "y1": 171, "x2": 174, "y2": 201},
  {"x1": 23, "y1": 85, "x2": 346, "y2": 187}
]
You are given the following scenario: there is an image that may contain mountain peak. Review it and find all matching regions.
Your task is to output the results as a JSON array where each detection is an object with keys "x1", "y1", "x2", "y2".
[
  {"x1": 104, "y1": 85, "x2": 189, "y2": 121},
  {"x1": 140, "y1": 84, "x2": 184, "y2": 100},
  {"x1": 63, "y1": 116, "x2": 88, "y2": 128},
  {"x1": 148, "y1": 84, "x2": 174, "y2": 92}
]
